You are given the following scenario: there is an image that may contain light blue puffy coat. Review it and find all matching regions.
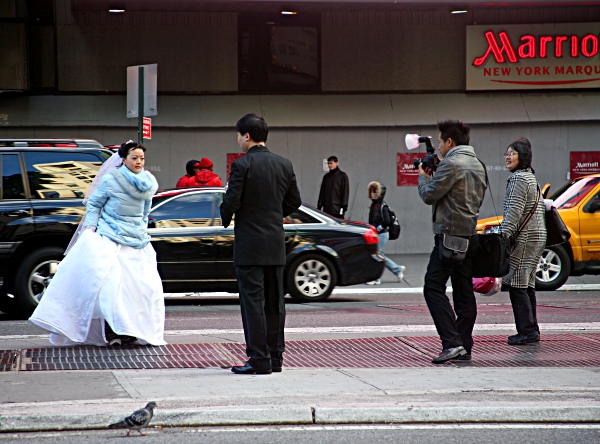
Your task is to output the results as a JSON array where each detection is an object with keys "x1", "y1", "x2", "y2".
[{"x1": 84, "y1": 166, "x2": 158, "y2": 249}]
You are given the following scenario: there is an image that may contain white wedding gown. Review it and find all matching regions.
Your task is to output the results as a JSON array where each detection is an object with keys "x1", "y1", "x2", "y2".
[{"x1": 30, "y1": 229, "x2": 166, "y2": 346}]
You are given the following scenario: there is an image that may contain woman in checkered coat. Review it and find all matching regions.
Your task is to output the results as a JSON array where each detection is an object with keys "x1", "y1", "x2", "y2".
[{"x1": 499, "y1": 137, "x2": 546, "y2": 346}]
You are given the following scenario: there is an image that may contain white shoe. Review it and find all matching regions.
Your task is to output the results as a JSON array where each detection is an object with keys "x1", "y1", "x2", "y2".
[
  {"x1": 366, "y1": 279, "x2": 381, "y2": 285},
  {"x1": 396, "y1": 266, "x2": 406, "y2": 282}
]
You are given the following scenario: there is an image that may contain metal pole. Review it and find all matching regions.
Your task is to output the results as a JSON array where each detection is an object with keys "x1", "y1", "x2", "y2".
[{"x1": 138, "y1": 66, "x2": 145, "y2": 142}]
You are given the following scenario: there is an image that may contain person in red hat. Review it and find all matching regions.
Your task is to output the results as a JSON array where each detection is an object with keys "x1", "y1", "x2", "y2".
[
  {"x1": 176, "y1": 159, "x2": 200, "y2": 188},
  {"x1": 189, "y1": 157, "x2": 223, "y2": 187}
]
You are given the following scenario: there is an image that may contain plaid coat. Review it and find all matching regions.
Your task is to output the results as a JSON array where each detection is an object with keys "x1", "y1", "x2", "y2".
[{"x1": 500, "y1": 169, "x2": 547, "y2": 288}]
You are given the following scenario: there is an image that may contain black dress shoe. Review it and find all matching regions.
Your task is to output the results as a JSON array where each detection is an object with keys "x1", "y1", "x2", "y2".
[
  {"x1": 508, "y1": 332, "x2": 540, "y2": 342},
  {"x1": 507, "y1": 331, "x2": 540, "y2": 345},
  {"x1": 431, "y1": 346, "x2": 466, "y2": 364},
  {"x1": 231, "y1": 363, "x2": 272, "y2": 375}
]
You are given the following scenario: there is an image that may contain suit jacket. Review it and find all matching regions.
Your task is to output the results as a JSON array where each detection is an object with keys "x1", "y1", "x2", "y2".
[{"x1": 220, "y1": 145, "x2": 302, "y2": 266}]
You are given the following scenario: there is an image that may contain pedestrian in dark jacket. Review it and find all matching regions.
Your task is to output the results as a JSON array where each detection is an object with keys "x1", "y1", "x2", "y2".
[
  {"x1": 189, "y1": 157, "x2": 223, "y2": 187},
  {"x1": 500, "y1": 137, "x2": 546, "y2": 346},
  {"x1": 417, "y1": 120, "x2": 487, "y2": 364},
  {"x1": 176, "y1": 159, "x2": 200, "y2": 188},
  {"x1": 221, "y1": 113, "x2": 302, "y2": 375},
  {"x1": 317, "y1": 156, "x2": 349, "y2": 218},
  {"x1": 366, "y1": 181, "x2": 405, "y2": 285}
]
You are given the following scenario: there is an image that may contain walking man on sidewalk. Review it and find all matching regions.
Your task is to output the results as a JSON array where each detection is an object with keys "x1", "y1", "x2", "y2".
[
  {"x1": 317, "y1": 156, "x2": 349, "y2": 219},
  {"x1": 221, "y1": 113, "x2": 302, "y2": 375},
  {"x1": 417, "y1": 120, "x2": 487, "y2": 363}
]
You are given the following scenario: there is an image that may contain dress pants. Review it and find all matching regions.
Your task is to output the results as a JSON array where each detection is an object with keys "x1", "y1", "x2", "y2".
[
  {"x1": 508, "y1": 285, "x2": 539, "y2": 335},
  {"x1": 423, "y1": 234, "x2": 479, "y2": 353},
  {"x1": 235, "y1": 265, "x2": 286, "y2": 370}
]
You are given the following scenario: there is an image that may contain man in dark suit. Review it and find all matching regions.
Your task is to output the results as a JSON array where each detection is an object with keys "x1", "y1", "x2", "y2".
[{"x1": 221, "y1": 113, "x2": 302, "y2": 375}]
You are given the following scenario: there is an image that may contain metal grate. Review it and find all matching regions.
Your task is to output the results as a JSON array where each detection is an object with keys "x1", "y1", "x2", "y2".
[
  {"x1": 17, "y1": 343, "x2": 230, "y2": 371},
  {"x1": 1, "y1": 333, "x2": 599, "y2": 371},
  {"x1": 0, "y1": 350, "x2": 14, "y2": 372},
  {"x1": 400, "y1": 334, "x2": 600, "y2": 367},
  {"x1": 223, "y1": 337, "x2": 432, "y2": 368}
]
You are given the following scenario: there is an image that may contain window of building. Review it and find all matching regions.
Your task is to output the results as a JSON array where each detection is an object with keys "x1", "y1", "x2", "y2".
[{"x1": 239, "y1": 12, "x2": 320, "y2": 93}]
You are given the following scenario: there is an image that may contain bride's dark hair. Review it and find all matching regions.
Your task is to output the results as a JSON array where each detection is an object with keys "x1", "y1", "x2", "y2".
[{"x1": 118, "y1": 140, "x2": 146, "y2": 159}]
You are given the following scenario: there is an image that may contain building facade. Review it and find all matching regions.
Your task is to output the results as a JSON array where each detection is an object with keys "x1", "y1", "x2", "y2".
[{"x1": 1, "y1": 0, "x2": 599, "y2": 253}]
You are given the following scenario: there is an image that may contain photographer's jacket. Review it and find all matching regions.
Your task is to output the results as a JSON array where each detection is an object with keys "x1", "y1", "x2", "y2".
[{"x1": 417, "y1": 145, "x2": 486, "y2": 236}]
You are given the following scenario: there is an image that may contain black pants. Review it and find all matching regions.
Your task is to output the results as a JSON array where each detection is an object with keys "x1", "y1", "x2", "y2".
[
  {"x1": 423, "y1": 234, "x2": 479, "y2": 353},
  {"x1": 235, "y1": 265, "x2": 286, "y2": 370},
  {"x1": 508, "y1": 285, "x2": 539, "y2": 335}
]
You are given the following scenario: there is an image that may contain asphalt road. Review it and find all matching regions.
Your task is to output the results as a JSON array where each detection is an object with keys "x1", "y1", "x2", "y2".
[
  {"x1": 1, "y1": 289, "x2": 599, "y2": 338},
  {"x1": 0, "y1": 424, "x2": 599, "y2": 443}
]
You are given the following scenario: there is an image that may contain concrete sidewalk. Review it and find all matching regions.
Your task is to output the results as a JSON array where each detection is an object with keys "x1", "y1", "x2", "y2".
[
  {"x1": 1, "y1": 366, "x2": 599, "y2": 432},
  {"x1": 1, "y1": 331, "x2": 600, "y2": 432}
]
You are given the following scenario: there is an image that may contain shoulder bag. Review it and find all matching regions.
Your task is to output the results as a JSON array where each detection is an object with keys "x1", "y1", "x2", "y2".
[{"x1": 543, "y1": 189, "x2": 571, "y2": 246}]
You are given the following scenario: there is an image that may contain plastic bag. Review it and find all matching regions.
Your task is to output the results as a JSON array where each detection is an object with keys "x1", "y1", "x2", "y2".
[{"x1": 472, "y1": 277, "x2": 502, "y2": 296}]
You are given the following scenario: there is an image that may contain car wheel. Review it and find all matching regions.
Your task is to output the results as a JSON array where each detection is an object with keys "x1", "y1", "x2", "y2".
[
  {"x1": 286, "y1": 254, "x2": 337, "y2": 302},
  {"x1": 535, "y1": 244, "x2": 570, "y2": 291},
  {"x1": 14, "y1": 247, "x2": 64, "y2": 315}
]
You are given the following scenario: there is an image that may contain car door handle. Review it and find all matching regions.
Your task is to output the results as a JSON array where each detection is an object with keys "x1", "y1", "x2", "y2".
[
  {"x1": 588, "y1": 240, "x2": 600, "y2": 244},
  {"x1": 201, "y1": 238, "x2": 214, "y2": 243},
  {"x1": 4, "y1": 210, "x2": 29, "y2": 217}
]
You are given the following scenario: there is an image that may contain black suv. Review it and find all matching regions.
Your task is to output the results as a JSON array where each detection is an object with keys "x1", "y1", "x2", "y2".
[{"x1": 0, "y1": 140, "x2": 111, "y2": 315}]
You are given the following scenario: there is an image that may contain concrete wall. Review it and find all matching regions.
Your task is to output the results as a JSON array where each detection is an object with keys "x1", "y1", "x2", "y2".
[
  {"x1": 55, "y1": 1, "x2": 237, "y2": 92},
  {"x1": 0, "y1": 23, "x2": 28, "y2": 90}
]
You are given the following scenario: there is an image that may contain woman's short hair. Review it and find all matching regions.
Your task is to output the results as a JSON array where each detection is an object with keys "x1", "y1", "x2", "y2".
[
  {"x1": 118, "y1": 141, "x2": 146, "y2": 159},
  {"x1": 508, "y1": 137, "x2": 533, "y2": 171}
]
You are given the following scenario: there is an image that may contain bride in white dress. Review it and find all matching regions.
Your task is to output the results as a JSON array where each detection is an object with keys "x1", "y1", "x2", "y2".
[{"x1": 29, "y1": 141, "x2": 166, "y2": 347}]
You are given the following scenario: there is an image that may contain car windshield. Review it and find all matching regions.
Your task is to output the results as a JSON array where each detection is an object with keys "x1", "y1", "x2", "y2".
[{"x1": 551, "y1": 177, "x2": 600, "y2": 209}]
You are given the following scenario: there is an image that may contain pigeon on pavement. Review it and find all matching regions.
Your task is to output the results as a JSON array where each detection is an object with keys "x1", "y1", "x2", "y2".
[{"x1": 108, "y1": 401, "x2": 157, "y2": 436}]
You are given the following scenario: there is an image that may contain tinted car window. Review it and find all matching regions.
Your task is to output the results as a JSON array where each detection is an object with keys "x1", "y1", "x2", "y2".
[
  {"x1": 1, "y1": 154, "x2": 25, "y2": 199},
  {"x1": 150, "y1": 192, "x2": 215, "y2": 228},
  {"x1": 284, "y1": 209, "x2": 321, "y2": 224},
  {"x1": 23, "y1": 151, "x2": 104, "y2": 199}
]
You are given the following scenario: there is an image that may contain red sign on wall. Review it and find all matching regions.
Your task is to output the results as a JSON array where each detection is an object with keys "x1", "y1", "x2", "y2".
[
  {"x1": 142, "y1": 117, "x2": 152, "y2": 139},
  {"x1": 570, "y1": 151, "x2": 600, "y2": 180},
  {"x1": 397, "y1": 153, "x2": 426, "y2": 186},
  {"x1": 226, "y1": 153, "x2": 246, "y2": 181}
]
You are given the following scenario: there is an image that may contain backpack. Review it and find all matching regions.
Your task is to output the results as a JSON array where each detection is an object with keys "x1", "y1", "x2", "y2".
[{"x1": 381, "y1": 202, "x2": 401, "y2": 240}]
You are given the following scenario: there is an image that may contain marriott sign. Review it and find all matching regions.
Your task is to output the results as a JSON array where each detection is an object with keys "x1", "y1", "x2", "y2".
[{"x1": 466, "y1": 23, "x2": 600, "y2": 90}]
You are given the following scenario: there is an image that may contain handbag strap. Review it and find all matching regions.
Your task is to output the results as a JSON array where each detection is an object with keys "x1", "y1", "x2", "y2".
[{"x1": 513, "y1": 184, "x2": 541, "y2": 239}]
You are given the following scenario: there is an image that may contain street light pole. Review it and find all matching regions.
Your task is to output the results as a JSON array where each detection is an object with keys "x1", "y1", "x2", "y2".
[{"x1": 138, "y1": 66, "x2": 145, "y2": 143}]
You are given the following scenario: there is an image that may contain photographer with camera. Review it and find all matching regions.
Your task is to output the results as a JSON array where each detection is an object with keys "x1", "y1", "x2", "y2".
[{"x1": 416, "y1": 120, "x2": 487, "y2": 363}]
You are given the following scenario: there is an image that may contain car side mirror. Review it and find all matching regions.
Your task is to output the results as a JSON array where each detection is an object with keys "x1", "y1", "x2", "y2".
[
  {"x1": 589, "y1": 200, "x2": 600, "y2": 213},
  {"x1": 148, "y1": 217, "x2": 156, "y2": 228}
]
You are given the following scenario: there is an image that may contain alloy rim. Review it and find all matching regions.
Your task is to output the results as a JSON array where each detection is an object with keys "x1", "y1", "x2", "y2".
[
  {"x1": 29, "y1": 260, "x2": 59, "y2": 302},
  {"x1": 294, "y1": 259, "x2": 331, "y2": 298},
  {"x1": 536, "y1": 249, "x2": 561, "y2": 283}
]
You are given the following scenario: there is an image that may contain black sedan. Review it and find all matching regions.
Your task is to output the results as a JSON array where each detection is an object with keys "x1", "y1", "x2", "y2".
[
  {"x1": 148, "y1": 187, "x2": 385, "y2": 302},
  {"x1": 1, "y1": 185, "x2": 385, "y2": 316}
]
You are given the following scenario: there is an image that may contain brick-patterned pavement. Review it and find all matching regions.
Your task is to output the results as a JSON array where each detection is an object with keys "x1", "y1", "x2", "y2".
[{"x1": 2, "y1": 333, "x2": 599, "y2": 372}]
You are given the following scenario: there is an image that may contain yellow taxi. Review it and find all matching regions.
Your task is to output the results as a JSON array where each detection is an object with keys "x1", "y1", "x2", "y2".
[{"x1": 476, "y1": 173, "x2": 600, "y2": 290}]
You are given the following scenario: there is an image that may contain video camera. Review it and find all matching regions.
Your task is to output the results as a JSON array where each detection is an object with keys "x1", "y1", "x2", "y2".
[{"x1": 405, "y1": 134, "x2": 440, "y2": 173}]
